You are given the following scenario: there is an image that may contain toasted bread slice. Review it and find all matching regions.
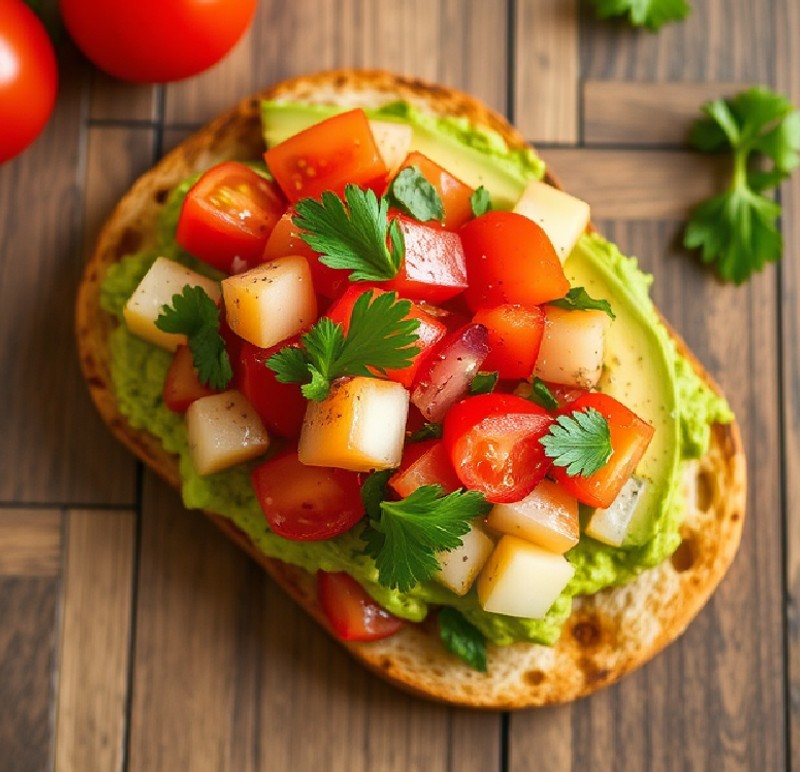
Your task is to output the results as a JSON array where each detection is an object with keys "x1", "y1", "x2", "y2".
[{"x1": 76, "y1": 70, "x2": 746, "y2": 708}]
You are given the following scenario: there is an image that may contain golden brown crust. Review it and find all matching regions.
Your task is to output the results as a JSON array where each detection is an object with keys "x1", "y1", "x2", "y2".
[{"x1": 76, "y1": 69, "x2": 747, "y2": 708}]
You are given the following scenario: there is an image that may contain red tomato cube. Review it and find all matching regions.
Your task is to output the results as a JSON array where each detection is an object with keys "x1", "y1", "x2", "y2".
[
  {"x1": 163, "y1": 345, "x2": 218, "y2": 413},
  {"x1": 388, "y1": 439, "x2": 462, "y2": 498},
  {"x1": 472, "y1": 304, "x2": 546, "y2": 380},
  {"x1": 460, "y1": 211, "x2": 569, "y2": 310},
  {"x1": 264, "y1": 109, "x2": 388, "y2": 202}
]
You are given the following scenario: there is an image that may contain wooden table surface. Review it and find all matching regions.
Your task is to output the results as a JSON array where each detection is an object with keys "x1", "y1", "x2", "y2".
[{"x1": 1, "y1": 1, "x2": 798, "y2": 770}]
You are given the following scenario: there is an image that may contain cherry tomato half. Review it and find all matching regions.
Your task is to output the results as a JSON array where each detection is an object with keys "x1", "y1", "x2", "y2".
[
  {"x1": 59, "y1": 0, "x2": 256, "y2": 83},
  {"x1": 443, "y1": 393, "x2": 554, "y2": 503},
  {"x1": 251, "y1": 452, "x2": 364, "y2": 541},
  {"x1": 163, "y1": 345, "x2": 217, "y2": 413},
  {"x1": 176, "y1": 162, "x2": 286, "y2": 274},
  {"x1": 0, "y1": 0, "x2": 58, "y2": 163},
  {"x1": 317, "y1": 571, "x2": 405, "y2": 642}
]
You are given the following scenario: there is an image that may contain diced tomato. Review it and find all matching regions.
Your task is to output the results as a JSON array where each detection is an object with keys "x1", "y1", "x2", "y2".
[
  {"x1": 234, "y1": 340, "x2": 306, "y2": 439},
  {"x1": 388, "y1": 440, "x2": 462, "y2": 498},
  {"x1": 380, "y1": 215, "x2": 468, "y2": 303},
  {"x1": 326, "y1": 286, "x2": 447, "y2": 388},
  {"x1": 472, "y1": 304, "x2": 545, "y2": 380},
  {"x1": 163, "y1": 345, "x2": 218, "y2": 413},
  {"x1": 264, "y1": 109, "x2": 388, "y2": 202},
  {"x1": 460, "y1": 211, "x2": 569, "y2": 310},
  {"x1": 262, "y1": 207, "x2": 348, "y2": 301},
  {"x1": 550, "y1": 393, "x2": 654, "y2": 509},
  {"x1": 394, "y1": 151, "x2": 474, "y2": 230},
  {"x1": 411, "y1": 323, "x2": 489, "y2": 422},
  {"x1": 176, "y1": 162, "x2": 286, "y2": 274},
  {"x1": 443, "y1": 393, "x2": 554, "y2": 503},
  {"x1": 317, "y1": 571, "x2": 405, "y2": 642},
  {"x1": 544, "y1": 382, "x2": 590, "y2": 409},
  {"x1": 251, "y1": 452, "x2": 364, "y2": 541}
]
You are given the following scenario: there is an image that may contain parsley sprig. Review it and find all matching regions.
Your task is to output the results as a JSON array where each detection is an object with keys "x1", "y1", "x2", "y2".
[
  {"x1": 387, "y1": 166, "x2": 444, "y2": 222},
  {"x1": 293, "y1": 184, "x2": 405, "y2": 282},
  {"x1": 540, "y1": 407, "x2": 612, "y2": 477},
  {"x1": 439, "y1": 608, "x2": 487, "y2": 672},
  {"x1": 361, "y1": 479, "x2": 491, "y2": 593},
  {"x1": 266, "y1": 290, "x2": 419, "y2": 401},
  {"x1": 591, "y1": 0, "x2": 690, "y2": 31},
  {"x1": 155, "y1": 285, "x2": 232, "y2": 389},
  {"x1": 550, "y1": 287, "x2": 616, "y2": 320},
  {"x1": 684, "y1": 87, "x2": 800, "y2": 283}
]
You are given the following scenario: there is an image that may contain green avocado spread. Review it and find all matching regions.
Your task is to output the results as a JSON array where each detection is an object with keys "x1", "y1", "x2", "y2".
[{"x1": 100, "y1": 101, "x2": 731, "y2": 646}]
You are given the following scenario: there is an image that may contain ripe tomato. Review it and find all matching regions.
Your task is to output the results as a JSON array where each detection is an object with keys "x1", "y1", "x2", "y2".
[
  {"x1": 472, "y1": 304, "x2": 546, "y2": 380},
  {"x1": 443, "y1": 394, "x2": 554, "y2": 503},
  {"x1": 251, "y1": 452, "x2": 364, "y2": 541},
  {"x1": 59, "y1": 0, "x2": 256, "y2": 83},
  {"x1": 264, "y1": 109, "x2": 387, "y2": 202},
  {"x1": 0, "y1": 0, "x2": 57, "y2": 163},
  {"x1": 460, "y1": 211, "x2": 569, "y2": 310},
  {"x1": 550, "y1": 393, "x2": 655, "y2": 509},
  {"x1": 317, "y1": 572, "x2": 405, "y2": 642},
  {"x1": 388, "y1": 440, "x2": 462, "y2": 498},
  {"x1": 176, "y1": 162, "x2": 286, "y2": 274},
  {"x1": 163, "y1": 345, "x2": 217, "y2": 413}
]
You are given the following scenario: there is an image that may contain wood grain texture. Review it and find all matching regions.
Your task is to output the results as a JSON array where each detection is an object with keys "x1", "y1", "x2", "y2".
[
  {"x1": 583, "y1": 81, "x2": 748, "y2": 146},
  {"x1": 514, "y1": 0, "x2": 579, "y2": 142},
  {"x1": 55, "y1": 509, "x2": 136, "y2": 772},
  {"x1": 89, "y1": 73, "x2": 157, "y2": 122},
  {"x1": 538, "y1": 148, "x2": 729, "y2": 219},
  {"x1": 0, "y1": 509, "x2": 61, "y2": 576},
  {"x1": 0, "y1": 578, "x2": 58, "y2": 772}
]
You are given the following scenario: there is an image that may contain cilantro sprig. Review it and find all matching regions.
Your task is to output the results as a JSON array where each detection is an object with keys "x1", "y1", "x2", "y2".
[
  {"x1": 684, "y1": 87, "x2": 800, "y2": 283},
  {"x1": 266, "y1": 290, "x2": 419, "y2": 401},
  {"x1": 361, "y1": 480, "x2": 492, "y2": 593},
  {"x1": 470, "y1": 186, "x2": 492, "y2": 217},
  {"x1": 550, "y1": 287, "x2": 615, "y2": 320},
  {"x1": 527, "y1": 377, "x2": 559, "y2": 411},
  {"x1": 155, "y1": 285, "x2": 232, "y2": 389},
  {"x1": 387, "y1": 166, "x2": 444, "y2": 222},
  {"x1": 591, "y1": 0, "x2": 690, "y2": 31},
  {"x1": 469, "y1": 371, "x2": 499, "y2": 395},
  {"x1": 293, "y1": 184, "x2": 405, "y2": 282},
  {"x1": 540, "y1": 407, "x2": 612, "y2": 477}
]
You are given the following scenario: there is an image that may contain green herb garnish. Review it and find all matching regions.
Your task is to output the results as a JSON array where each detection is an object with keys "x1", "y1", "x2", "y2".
[
  {"x1": 550, "y1": 287, "x2": 615, "y2": 320},
  {"x1": 470, "y1": 186, "x2": 492, "y2": 217},
  {"x1": 528, "y1": 377, "x2": 559, "y2": 411},
  {"x1": 540, "y1": 407, "x2": 612, "y2": 477},
  {"x1": 469, "y1": 371, "x2": 499, "y2": 395},
  {"x1": 387, "y1": 166, "x2": 444, "y2": 222},
  {"x1": 591, "y1": 0, "x2": 690, "y2": 31},
  {"x1": 439, "y1": 607, "x2": 488, "y2": 672},
  {"x1": 266, "y1": 290, "x2": 419, "y2": 401}
]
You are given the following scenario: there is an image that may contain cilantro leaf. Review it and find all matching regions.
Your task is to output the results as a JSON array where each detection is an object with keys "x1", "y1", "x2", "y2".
[
  {"x1": 293, "y1": 185, "x2": 404, "y2": 282},
  {"x1": 408, "y1": 423, "x2": 443, "y2": 442},
  {"x1": 527, "y1": 377, "x2": 559, "y2": 411},
  {"x1": 470, "y1": 186, "x2": 492, "y2": 217},
  {"x1": 361, "y1": 469, "x2": 394, "y2": 521},
  {"x1": 387, "y1": 166, "x2": 444, "y2": 222},
  {"x1": 438, "y1": 607, "x2": 488, "y2": 672},
  {"x1": 155, "y1": 285, "x2": 232, "y2": 389},
  {"x1": 549, "y1": 287, "x2": 615, "y2": 320},
  {"x1": 469, "y1": 371, "x2": 499, "y2": 395},
  {"x1": 591, "y1": 0, "x2": 690, "y2": 31},
  {"x1": 266, "y1": 290, "x2": 420, "y2": 401},
  {"x1": 684, "y1": 87, "x2": 800, "y2": 283},
  {"x1": 540, "y1": 407, "x2": 612, "y2": 477},
  {"x1": 362, "y1": 485, "x2": 491, "y2": 593}
]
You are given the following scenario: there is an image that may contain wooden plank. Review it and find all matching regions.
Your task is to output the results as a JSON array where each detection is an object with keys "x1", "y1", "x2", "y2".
[
  {"x1": 514, "y1": 0, "x2": 579, "y2": 142},
  {"x1": 775, "y1": 0, "x2": 800, "y2": 761},
  {"x1": 538, "y1": 148, "x2": 728, "y2": 219},
  {"x1": 0, "y1": 577, "x2": 58, "y2": 771},
  {"x1": 164, "y1": 0, "x2": 509, "y2": 126},
  {"x1": 583, "y1": 81, "x2": 748, "y2": 146},
  {"x1": 89, "y1": 72, "x2": 157, "y2": 122},
  {"x1": 0, "y1": 509, "x2": 61, "y2": 576},
  {"x1": 54, "y1": 509, "x2": 136, "y2": 772}
]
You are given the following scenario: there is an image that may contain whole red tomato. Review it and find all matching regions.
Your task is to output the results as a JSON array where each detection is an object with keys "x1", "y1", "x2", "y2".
[
  {"x1": 59, "y1": 0, "x2": 257, "y2": 83},
  {"x1": 0, "y1": 0, "x2": 58, "y2": 163}
]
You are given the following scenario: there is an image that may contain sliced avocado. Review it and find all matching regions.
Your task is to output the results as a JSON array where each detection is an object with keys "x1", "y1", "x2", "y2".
[
  {"x1": 565, "y1": 235, "x2": 680, "y2": 545},
  {"x1": 260, "y1": 100, "x2": 545, "y2": 209}
]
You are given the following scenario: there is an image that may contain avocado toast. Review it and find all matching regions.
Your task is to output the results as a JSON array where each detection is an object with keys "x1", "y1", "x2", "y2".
[{"x1": 76, "y1": 70, "x2": 746, "y2": 708}]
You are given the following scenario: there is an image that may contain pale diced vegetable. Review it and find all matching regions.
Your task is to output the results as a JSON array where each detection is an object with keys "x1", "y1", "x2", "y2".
[
  {"x1": 434, "y1": 524, "x2": 494, "y2": 596},
  {"x1": 486, "y1": 479, "x2": 579, "y2": 554},
  {"x1": 533, "y1": 306, "x2": 609, "y2": 388},
  {"x1": 186, "y1": 391, "x2": 270, "y2": 475},
  {"x1": 222, "y1": 255, "x2": 316, "y2": 349},
  {"x1": 477, "y1": 535, "x2": 574, "y2": 619},
  {"x1": 513, "y1": 179, "x2": 590, "y2": 263},
  {"x1": 123, "y1": 257, "x2": 221, "y2": 351},
  {"x1": 586, "y1": 476, "x2": 647, "y2": 546},
  {"x1": 369, "y1": 120, "x2": 413, "y2": 175},
  {"x1": 299, "y1": 377, "x2": 409, "y2": 472}
]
